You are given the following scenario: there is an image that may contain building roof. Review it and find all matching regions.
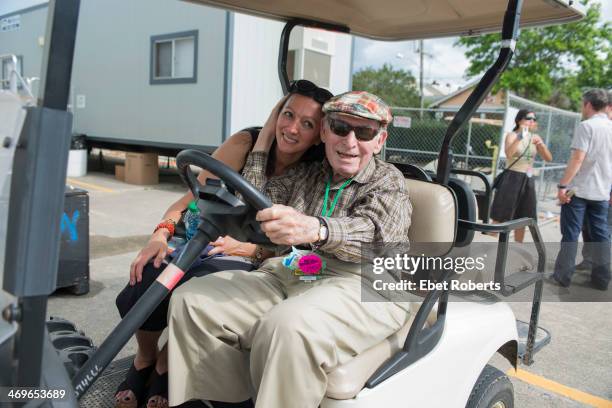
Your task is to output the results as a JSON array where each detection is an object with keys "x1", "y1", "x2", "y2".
[{"x1": 429, "y1": 79, "x2": 480, "y2": 107}]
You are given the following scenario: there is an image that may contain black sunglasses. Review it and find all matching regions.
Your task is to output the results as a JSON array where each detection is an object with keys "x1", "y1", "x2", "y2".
[
  {"x1": 289, "y1": 80, "x2": 333, "y2": 105},
  {"x1": 327, "y1": 117, "x2": 380, "y2": 141},
  {"x1": 525, "y1": 116, "x2": 537, "y2": 121}
]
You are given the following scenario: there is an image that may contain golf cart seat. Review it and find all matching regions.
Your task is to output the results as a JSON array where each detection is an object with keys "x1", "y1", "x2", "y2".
[
  {"x1": 325, "y1": 178, "x2": 457, "y2": 399},
  {"x1": 448, "y1": 176, "x2": 478, "y2": 247}
]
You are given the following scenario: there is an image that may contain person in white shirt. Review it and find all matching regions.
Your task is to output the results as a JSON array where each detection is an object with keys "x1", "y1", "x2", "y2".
[{"x1": 553, "y1": 89, "x2": 612, "y2": 290}]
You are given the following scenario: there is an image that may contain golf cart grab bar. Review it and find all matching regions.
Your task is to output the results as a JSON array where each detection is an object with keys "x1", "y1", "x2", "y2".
[
  {"x1": 461, "y1": 216, "x2": 546, "y2": 364},
  {"x1": 458, "y1": 217, "x2": 533, "y2": 233},
  {"x1": 436, "y1": 0, "x2": 523, "y2": 185},
  {"x1": 459, "y1": 217, "x2": 546, "y2": 296},
  {"x1": 278, "y1": 19, "x2": 349, "y2": 94},
  {"x1": 366, "y1": 270, "x2": 452, "y2": 388}
]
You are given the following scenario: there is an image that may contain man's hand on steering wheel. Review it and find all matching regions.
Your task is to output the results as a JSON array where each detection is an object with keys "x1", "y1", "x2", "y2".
[{"x1": 257, "y1": 204, "x2": 320, "y2": 246}]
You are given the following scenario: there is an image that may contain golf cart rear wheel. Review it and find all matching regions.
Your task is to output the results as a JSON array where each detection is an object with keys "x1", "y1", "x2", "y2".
[{"x1": 466, "y1": 365, "x2": 514, "y2": 408}]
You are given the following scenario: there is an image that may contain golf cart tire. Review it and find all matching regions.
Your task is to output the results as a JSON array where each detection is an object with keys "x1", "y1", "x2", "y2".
[
  {"x1": 466, "y1": 365, "x2": 514, "y2": 408},
  {"x1": 46, "y1": 317, "x2": 95, "y2": 378}
]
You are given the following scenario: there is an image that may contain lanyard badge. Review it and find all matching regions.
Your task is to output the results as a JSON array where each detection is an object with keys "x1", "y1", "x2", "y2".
[
  {"x1": 283, "y1": 247, "x2": 326, "y2": 281},
  {"x1": 282, "y1": 175, "x2": 351, "y2": 281}
]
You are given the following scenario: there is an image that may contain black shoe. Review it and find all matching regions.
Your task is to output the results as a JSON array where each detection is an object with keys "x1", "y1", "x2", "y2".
[
  {"x1": 546, "y1": 274, "x2": 570, "y2": 288},
  {"x1": 575, "y1": 261, "x2": 592, "y2": 271},
  {"x1": 590, "y1": 281, "x2": 609, "y2": 291},
  {"x1": 114, "y1": 362, "x2": 155, "y2": 408},
  {"x1": 145, "y1": 369, "x2": 168, "y2": 408}
]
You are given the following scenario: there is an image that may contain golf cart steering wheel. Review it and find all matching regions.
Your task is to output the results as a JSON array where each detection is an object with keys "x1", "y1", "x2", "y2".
[{"x1": 175, "y1": 149, "x2": 272, "y2": 211}]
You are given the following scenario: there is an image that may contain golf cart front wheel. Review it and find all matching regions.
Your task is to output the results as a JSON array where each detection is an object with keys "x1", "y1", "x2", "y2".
[{"x1": 466, "y1": 365, "x2": 514, "y2": 408}]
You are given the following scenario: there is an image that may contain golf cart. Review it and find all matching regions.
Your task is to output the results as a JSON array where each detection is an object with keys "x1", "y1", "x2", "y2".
[{"x1": 0, "y1": 0, "x2": 583, "y2": 407}]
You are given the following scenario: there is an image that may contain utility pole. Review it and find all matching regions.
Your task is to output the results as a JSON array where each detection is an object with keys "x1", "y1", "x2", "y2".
[{"x1": 419, "y1": 39, "x2": 424, "y2": 112}]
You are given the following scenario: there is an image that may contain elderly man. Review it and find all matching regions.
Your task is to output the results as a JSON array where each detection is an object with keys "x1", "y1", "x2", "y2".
[
  {"x1": 167, "y1": 92, "x2": 412, "y2": 408},
  {"x1": 553, "y1": 89, "x2": 612, "y2": 290}
]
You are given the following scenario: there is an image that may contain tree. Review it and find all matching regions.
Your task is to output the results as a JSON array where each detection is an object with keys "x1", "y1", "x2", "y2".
[
  {"x1": 456, "y1": 0, "x2": 611, "y2": 110},
  {"x1": 352, "y1": 63, "x2": 420, "y2": 107}
]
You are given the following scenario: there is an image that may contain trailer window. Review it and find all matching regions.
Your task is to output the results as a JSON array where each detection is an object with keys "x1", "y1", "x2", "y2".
[{"x1": 150, "y1": 30, "x2": 198, "y2": 84}]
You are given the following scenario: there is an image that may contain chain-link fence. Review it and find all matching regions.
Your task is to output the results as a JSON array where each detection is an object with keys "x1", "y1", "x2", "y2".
[
  {"x1": 383, "y1": 93, "x2": 581, "y2": 200},
  {"x1": 383, "y1": 106, "x2": 504, "y2": 174}
]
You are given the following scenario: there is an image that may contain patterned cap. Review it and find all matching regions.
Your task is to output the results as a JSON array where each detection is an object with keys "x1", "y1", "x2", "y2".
[{"x1": 323, "y1": 91, "x2": 392, "y2": 125}]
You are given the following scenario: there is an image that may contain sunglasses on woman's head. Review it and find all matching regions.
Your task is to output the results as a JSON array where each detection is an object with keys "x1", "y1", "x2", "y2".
[
  {"x1": 327, "y1": 117, "x2": 380, "y2": 141},
  {"x1": 289, "y1": 80, "x2": 333, "y2": 104},
  {"x1": 525, "y1": 116, "x2": 537, "y2": 121}
]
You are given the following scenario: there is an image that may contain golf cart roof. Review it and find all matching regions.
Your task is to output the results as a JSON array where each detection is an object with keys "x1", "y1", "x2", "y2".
[{"x1": 184, "y1": 0, "x2": 583, "y2": 40}]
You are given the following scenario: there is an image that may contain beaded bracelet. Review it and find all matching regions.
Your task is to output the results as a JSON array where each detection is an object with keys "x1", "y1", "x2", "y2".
[{"x1": 154, "y1": 219, "x2": 176, "y2": 237}]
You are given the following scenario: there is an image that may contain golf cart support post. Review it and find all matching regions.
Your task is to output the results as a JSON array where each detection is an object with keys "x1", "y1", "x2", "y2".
[{"x1": 3, "y1": 0, "x2": 80, "y2": 393}]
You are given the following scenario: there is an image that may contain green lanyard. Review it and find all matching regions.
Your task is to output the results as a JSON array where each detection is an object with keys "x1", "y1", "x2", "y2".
[{"x1": 321, "y1": 176, "x2": 353, "y2": 217}]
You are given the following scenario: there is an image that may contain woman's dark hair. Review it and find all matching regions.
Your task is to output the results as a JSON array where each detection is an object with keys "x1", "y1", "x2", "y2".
[{"x1": 513, "y1": 109, "x2": 535, "y2": 132}]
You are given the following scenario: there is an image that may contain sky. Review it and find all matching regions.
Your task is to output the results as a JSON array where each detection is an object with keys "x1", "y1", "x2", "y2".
[{"x1": 2, "y1": 0, "x2": 610, "y2": 92}]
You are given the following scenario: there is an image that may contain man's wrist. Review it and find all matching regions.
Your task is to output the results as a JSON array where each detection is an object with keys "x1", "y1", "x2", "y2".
[
  {"x1": 557, "y1": 184, "x2": 567, "y2": 189},
  {"x1": 308, "y1": 216, "x2": 321, "y2": 243},
  {"x1": 310, "y1": 217, "x2": 329, "y2": 249}
]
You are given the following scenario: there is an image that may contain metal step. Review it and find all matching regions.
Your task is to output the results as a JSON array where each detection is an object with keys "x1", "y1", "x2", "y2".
[
  {"x1": 79, "y1": 356, "x2": 132, "y2": 407},
  {"x1": 503, "y1": 272, "x2": 542, "y2": 295},
  {"x1": 516, "y1": 320, "x2": 551, "y2": 361}
]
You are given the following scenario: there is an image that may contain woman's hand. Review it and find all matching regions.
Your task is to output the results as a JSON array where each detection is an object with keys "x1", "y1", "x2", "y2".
[
  {"x1": 253, "y1": 95, "x2": 289, "y2": 153},
  {"x1": 208, "y1": 235, "x2": 252, "y2": 257},
  {"x1": 532, "y1": 134, "x2": 553, "y2": 161},
  {"x1": 531, "y1": 135, "x2": 544, "y2": 146},
  {"x1": 129, "y1": 232, "x2": 169, "y2": 285}
]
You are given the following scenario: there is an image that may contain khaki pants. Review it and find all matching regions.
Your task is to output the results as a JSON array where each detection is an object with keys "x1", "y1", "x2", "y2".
[{"x1": 168, "y1": 256, "x2": 411, "y2": 408}]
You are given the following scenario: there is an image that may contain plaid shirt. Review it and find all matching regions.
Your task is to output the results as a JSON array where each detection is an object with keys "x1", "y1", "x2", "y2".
[{"x1": 243, "y1": 151, "x2": 412, "y2": 263}]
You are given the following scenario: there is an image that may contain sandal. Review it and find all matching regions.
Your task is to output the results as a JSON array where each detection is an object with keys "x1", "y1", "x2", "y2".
[
  {"x1": 145, "y1": 370, "x2": 168, "y2": 408},
  {"x1": 115, "y1": 362, "x2": 155, "y2": 408}
]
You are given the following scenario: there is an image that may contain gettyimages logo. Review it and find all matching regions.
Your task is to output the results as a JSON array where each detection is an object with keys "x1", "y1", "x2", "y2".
[
  {"x1": 361, "y1": 242, "x2": 612, "y2": 302},
  {"x1": 372, "y1": 253, "x2": 486, "y2": 275},
  {"x1": 369, "y1": 252, "x2": 500, "y2": 292}
]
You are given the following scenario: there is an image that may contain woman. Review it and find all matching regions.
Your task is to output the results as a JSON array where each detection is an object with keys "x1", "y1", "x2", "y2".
[
  {"x1": 114, "y1": 80, "x2": 333, "y2": 408},
  {"x1": 490, "y1": 109, "x2": 552, "y2": 242}
]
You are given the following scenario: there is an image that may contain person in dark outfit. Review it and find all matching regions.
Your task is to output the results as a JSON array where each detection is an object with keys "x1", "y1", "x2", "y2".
[
  {"x1": 490, "y1": 109, "x2": 552, "y2": 242},
  {"x1": 114, "y1": 80, "x2": 332, "y2": 408}
]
